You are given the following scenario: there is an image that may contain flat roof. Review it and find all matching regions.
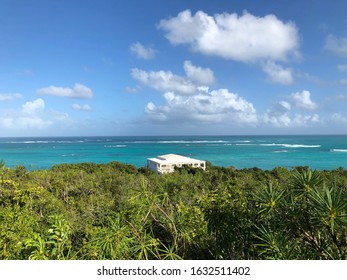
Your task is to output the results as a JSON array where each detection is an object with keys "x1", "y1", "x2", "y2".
[{"x1": 147, "y1": 153, "x2": 205, "y2": 164}]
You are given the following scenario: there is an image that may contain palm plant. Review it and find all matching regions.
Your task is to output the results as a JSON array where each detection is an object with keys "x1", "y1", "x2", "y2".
[
  {"x1": 292, "y1": 168, "x2": 323, "y2": 196},
  {"x1": 254, "y1": 225, "x2": 296, "y2": 259},
  {"x1": 87, "y1": 215, "x2": 134, "y2": 259},
  {"x1": 291, "y1": 169, "x2": 323, "y2": 245},
  {"x1": 254, "y1": 183, "x2": 285, "y2": 216},
  {"x1": 309, "y1": 185, "x2": 347, "y2": 259}
]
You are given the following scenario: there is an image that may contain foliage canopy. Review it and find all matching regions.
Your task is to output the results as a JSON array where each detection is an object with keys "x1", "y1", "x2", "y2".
[{"x1": 0, "y1": 161, "x2": 346, "y2": 259}]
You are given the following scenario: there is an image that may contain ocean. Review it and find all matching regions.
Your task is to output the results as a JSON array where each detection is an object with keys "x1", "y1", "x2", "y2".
[{"x1": 0, "y1": 135, "x2": 346, "y2": 170}]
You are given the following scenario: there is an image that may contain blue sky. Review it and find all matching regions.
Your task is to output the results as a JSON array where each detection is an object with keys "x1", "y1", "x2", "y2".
[{"x1": 1, "y1": 0, "x2": 347, "y2": 136}]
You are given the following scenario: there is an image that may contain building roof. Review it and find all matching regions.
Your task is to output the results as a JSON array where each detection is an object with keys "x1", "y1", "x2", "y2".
[{"x1": 147, "y1": 154, "x2": 205, "y2": 164}]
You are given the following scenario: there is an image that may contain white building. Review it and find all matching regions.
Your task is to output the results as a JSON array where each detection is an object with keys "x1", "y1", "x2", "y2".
[{"x1": 147, "y1": 154, "x2": 206, "y2": 174}]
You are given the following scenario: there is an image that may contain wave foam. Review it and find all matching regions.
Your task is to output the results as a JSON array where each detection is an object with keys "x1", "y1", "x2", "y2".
[
  {"x1": 261, "y1": 143, "x2": 321, "y2": 148},
  {"x1": 331, "y1": 149, "x2": 347, "y2": 153},
  {"x1": 104, "y1": 145, "x2": 127, "y2": 148}
]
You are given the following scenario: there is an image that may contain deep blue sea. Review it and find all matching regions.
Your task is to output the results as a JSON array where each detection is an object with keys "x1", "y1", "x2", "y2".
[{"x1": 0, "y1": 135, "x2": 346, "y2": 170}]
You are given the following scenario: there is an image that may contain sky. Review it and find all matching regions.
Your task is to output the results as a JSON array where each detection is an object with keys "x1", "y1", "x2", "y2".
[{"x1": 1, "y1": 0, "x2": 347, "y2": 136}]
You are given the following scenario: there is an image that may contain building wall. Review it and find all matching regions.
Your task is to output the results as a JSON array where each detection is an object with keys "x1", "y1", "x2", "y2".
[{"x1": 147, "y1": 158, "x2": 206, "y2": 174}]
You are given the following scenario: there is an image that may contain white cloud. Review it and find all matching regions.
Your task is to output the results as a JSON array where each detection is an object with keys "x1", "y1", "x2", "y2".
[
  {"x1": 262, "y1": 61, "x2": 293, "y2": 85},
  {"x1": 132, "y1": 61, "x2": 215, "y2": 95},
  {"x1": 263, "y1": 89, "x2": 321, "y2": 128},
  {"x1": 158, "y1": 10, "x2": 299, "y2": 62},
  {"x1": 134, "y1": 61, "x2": 257, "y2": 126},
  {"x1": 183, "y1": 60, "x2": 215, "y2": 85},
  {"x1": 263, "y1": 101, "x2": 292, "y2": 127},
  {"x1": 290, "y1": 90, "x2": 317, "y2": 110},
  {"x1": 21, "y1": 98, "x2": 45, "y2": 114},
  {"x1": 131, "y1": 68, "x2": 196, "y2": 95},
  {"x1": 145, "y1": 88, "x2": 257, "y2": 125},
  {"x1": 292, "y1": 113, "x2": 320, "y2": 126},
  {"x1": 72, "y1": 104, "x2": 92, "y2": 111},
  {"x1": 325, "y1": 35, "x2": 347, "y2": 57},
  {"x1": 0, "y1": 98, "x2": 52, "y2": 130},
  {"x1": 130, "y1": 42, "x2": 156, "y2": 60},
  {"x1": 37, "y1": 83, "x2": 93, "y2": 99},
  {"x1": 0, "y1": 93, "x2": 23, "y2": 101},
  {"x1": 263, "y1": 100, "x2": 320, "y2": 128}
]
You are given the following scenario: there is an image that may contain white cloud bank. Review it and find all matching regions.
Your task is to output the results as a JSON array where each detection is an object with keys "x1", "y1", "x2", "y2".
[
  {"x1": 0, "y1": 98, "x2": 53, "y2": 130},
  {"x1": 145, "y1": 88, "x2": 257, "y2": 124},
  {"x1": 37, "y1": 83, "x2": 93, "y2": 99},
  {"x1": 131, "y1": 60, "x2": 327, "y2": 129},
  {"x1": 158, "y1": 10, "x2": 299, "y2": 85},
  {"x1": 263, "y1": 90, "x2": 319, "y2": 127},
  {"x1": 158, "y1": 10, "x2": 299, "y2": 62},
  {"x1": 132, "y1": 61, "x2": 256, "y2": 125}
]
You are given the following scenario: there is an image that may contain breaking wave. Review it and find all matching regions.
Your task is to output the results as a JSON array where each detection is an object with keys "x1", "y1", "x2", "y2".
[
  {"x1": 331, "y1": 149, "x2": 347, "y2": 153},
  {"x1": 104, "y1": 145, "x2": 127, "y2": 148},
  {"x1": 261, "y1": 143, "x2": 321, "y2": 148},
  {"x1": 236, "y1": 143, "x2": 321, "y2": 148}
]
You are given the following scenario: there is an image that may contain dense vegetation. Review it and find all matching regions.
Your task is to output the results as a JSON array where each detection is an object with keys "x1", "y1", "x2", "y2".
[{"x1": 0, "y1": 159, "x2": 346, "y2": 260}]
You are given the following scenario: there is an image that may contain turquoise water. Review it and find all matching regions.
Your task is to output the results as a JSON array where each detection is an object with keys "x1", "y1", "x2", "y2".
[{"x1": 0, "y1": 135, "x2": 346, "y2": 170}]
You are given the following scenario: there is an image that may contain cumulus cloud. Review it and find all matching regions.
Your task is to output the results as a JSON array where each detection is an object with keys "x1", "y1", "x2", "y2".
[
  {"x1": 290, "y1": 90, "x2": 317, "y2": 110},
  {"x1": 158, "y1": 10, "x2": 299, "y2": 62},
  {"x1": 132, "y1": 68, "x2": 196, "y2": 94},
  {"x1": 263, "y1": 101, "x2": 292, "y2": 127},
  {"x1": 263, "y1": 100, "x2": 320, "y2": 127},
  {"x1": 262, "y1": 61, "x2": 293, "y2": 85},
  {"x1": 130, "y1": 42, "x2": 156, "y2": 60},
  {"x1": 72, "y1": 104, "x2": 92, "y2": 111},
  {"x1": 37, "y1": 83, "x2": 93, "y2": 99},
  {"x1": 325, "y1": 35, "x2": 347, "y2": 57},
  {"x1": 0, "y1": 93, "x2": 23, "y2": 101},
  {"x1": 183, "y1": 60, "x2": 215, "y2": 85},
  {"x1": 21, "y1": 98, "x2": 45, "y2": 114},
  {"x1": 0, "y1": 98, "x2": 52, "y2": 130},
  {"x1": 133, "y1": 61, "x2": 258, "y2": 126},
  {"x1": 145, "y1": 88, "x2": 257, "y2": 124},
  {"x1": 131, "y1": 61, "x2": 214, "y2": 94}
]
